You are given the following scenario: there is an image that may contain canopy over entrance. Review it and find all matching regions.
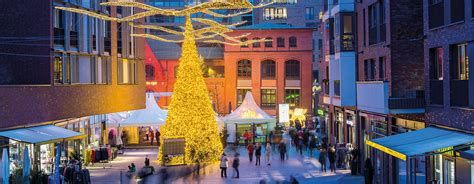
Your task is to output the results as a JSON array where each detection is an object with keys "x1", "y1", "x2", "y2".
[
  {"x1": 366, "y1": 127, "x2": 474, "y2": 161},
  {"x1": 118, "y1": 94, "x2": 168, "y2": 127},
  {"x1": 223, "y1": 92, "x2": 275, "y2": 123},
  {"x1": 0, "y1": 125, "x2": 85, "y2": 144}
]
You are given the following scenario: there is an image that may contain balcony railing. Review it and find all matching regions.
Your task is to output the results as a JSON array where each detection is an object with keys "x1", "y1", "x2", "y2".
[
  {"x1": 450, "y1": 80, "x2": 469, "y2": 107},
  {"x1": 388, "y1": 98, "x2": 425, "y2": 109},
  {"x1": 429, "y1": 80, "x2": 443, "y2": 105}
]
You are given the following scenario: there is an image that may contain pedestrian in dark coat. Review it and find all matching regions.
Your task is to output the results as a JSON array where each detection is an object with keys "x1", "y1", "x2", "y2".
[
  {"x1": 364, "y1": 158, "x2": 374, "y2": 184},
  {"x1": 155, "y1": 130, "x2": 161, "y2": 146},
  {"x1": 309, "y1": 136, "x2": 317, "y2": 157},
  {"x1": 255, "y1": 143, "x2": 262, "y2": 166},
  {"x1": 328, "y1": 146, "x2": 336, "y2": 172},
  {"x1": 232, "y1": 153, "x2": 240, "y2": 178},
  {"x1": 278, "y1": 140, "x2": 287, "y2": 161},
  {"x1": 318, "y1": 148, "x2": 327, "y2": 172}
]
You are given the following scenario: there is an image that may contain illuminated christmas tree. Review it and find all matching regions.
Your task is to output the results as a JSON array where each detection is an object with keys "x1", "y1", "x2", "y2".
[{"x1": 57, "y1": 0, "x2": 270, "y2": 164}]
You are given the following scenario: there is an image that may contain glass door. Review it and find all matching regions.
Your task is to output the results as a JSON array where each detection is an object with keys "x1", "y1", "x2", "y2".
[{"x1": 443, "y1": 159, "x2": 454, "y2": 184}]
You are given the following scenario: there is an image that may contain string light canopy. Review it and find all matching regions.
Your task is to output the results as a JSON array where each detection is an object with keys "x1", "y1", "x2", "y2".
[{"x1": 56, "y1": 0, "x2": 271, "y2": 164}]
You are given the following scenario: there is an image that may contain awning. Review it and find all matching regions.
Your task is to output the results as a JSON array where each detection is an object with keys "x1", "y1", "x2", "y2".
[
  {"x1": 0, "y1": 125, "x2": 85, "y2": 144},
  {"x1": 366, "y1": 127, "x2": 474, "y2": 161},
  {"x1": 460, "y1": 150, "x2": 474, "y2": 160}
]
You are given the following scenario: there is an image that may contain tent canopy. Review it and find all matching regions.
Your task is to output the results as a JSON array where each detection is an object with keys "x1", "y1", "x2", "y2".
[
  {"x1": 223, "y1": 92, "x2": 275, "y2": 123},
  {"x1": 366, "y1": 127, "x2": 474, "y2": 161},
  {"x1": 0, "y1": 125, "x2": 85, "y2": 144},
  {"x1": 118, "y1": 94, "x2": 168, "y2": 127}
]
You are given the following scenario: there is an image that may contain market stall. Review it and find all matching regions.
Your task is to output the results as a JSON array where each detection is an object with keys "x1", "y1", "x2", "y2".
[{"x1": 222, "y1": 92, "x2": 276, "y2": 144}]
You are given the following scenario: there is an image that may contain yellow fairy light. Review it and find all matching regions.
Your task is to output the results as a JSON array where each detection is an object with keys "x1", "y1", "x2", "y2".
[{"x1": 56, "y1": 0, "x2": 270, "y2": 164}]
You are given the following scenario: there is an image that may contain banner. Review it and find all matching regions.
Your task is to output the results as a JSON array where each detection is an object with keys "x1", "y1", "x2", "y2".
[{"x1": 279, "y1": 104, "x2": 290, "y2": 123}]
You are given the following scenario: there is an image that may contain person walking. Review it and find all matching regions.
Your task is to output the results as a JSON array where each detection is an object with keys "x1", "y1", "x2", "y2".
[
  {"x1": 155, "y1": 130, "x2": 161, "y2": 147},
  {"x1": 318, "y1": 148, "x2": 327, "y2": 172},
  {"x1": 220, "y1": 153, "x2": 228, "y2": 178},
  {"x1": 278, "y1": 140, "x2": 286, "y2": 161},
  {"x1": 255, "y1": 143, "x2": 262, "y2": 166},
  {"x1": 364, "y1": 158, "x2": 374, "y2": 184},
  {"x1": 309, "y1": 136, "x2": 317, "y2": 157},
  {"x1": 247, "y1": 143, "x2": 254, "y2": 162},
  {"x1": 265, "y1": 142, "x2": 271, "y2": 166},
  {"x1": 149, "y1": 129, "x2": 155, "y2": 146},
  {"x1": 297, "y1": 136, "x2": 304, "y2": 156},
  {"x1": 145, "y1": 127, "x2": 150, "y2": 141},
  {"x1": 328, "y1": 145, "x2": 336, "y2": 173},
  {"x1": 232, "y1": 153, "x2": 240, "y2": 178}
]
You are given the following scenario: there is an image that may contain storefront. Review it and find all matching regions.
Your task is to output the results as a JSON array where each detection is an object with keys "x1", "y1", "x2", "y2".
[
  {"x1": 0, "y1": 125, "x2": 85, "y2": 176},
  {"x1": 366, "y1": 126, "x2": 474, "y2": 184},
  {"x1": 345, "y1": 110, "x2": 356, "y2": 147},
  {"x1": 334, "y1": 109, "x2": 344, "y2": 144}
]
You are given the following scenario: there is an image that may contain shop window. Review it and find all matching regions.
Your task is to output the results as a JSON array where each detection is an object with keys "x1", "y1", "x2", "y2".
[
  {"x1": 237, "y1": 60, "x2": 252, "y2": 78},
  {"x1": 443, "y1": 159, "x2": 454, "y2": 184},
  {"x1": 285, "y1": 60, "x2": 300, "y2": 80},
  {"x1": 277, "y1": 37, "x2": 285, "y2": 47},
  {"x1": 252, "y1": 37, "x2": 261, "y2": 48},
  {"x1": 285, "y1": 89, "x2": 300, "y2": 107},
  {"x1": 261, "y1": 89, "x2": 276, "y2": 108},
  {"x1": 289, "y1": 36, "x2": 297, "y2": 47},
  {"x1": 264, "y1": 37, "x2": 273, "y2": 48},
  {"x1": 261, "y1": 60, "x2": 276, "y2": 79},
  {"x1": 237, "y1": 89, "x2": 251, "y2": 106}
]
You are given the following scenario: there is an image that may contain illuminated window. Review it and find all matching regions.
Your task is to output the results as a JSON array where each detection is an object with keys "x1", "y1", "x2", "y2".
[
  {"x1": 261, "y1": 89, "x2": 276, "y2": 108},
  {"x1": 285, "y1": 89, "x2": 300, "y2": 107},
  {"x1": 263, "y1": 7, "x2": 287, "y2": 20},
  {"x1": 240, "y1": 37, "x2": 248, "y2": 48},
  {"x1": 118, "y1": 58, "x2": 137, "y2": 84}
]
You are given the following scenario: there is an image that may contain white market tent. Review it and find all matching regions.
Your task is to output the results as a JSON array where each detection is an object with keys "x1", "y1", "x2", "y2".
[
  {"x1": 118, "y1": 94, "x2": 168, "y2": 127},
  {"x1": 222, "y1": 92, "x2": 276, "y2": 142}
]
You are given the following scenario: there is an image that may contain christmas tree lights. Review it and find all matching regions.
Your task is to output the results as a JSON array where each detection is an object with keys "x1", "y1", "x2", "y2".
[{"x1": 56, "y1": 0, "x2": 271, "y2": 164}]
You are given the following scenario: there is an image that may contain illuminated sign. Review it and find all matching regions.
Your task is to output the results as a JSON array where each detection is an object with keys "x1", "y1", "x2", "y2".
[{"x1": 279, "y1": 104, "x2": 290, "y2": 123}]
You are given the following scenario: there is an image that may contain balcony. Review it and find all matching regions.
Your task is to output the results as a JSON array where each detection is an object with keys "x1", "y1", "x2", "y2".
[
  {"x1": 450, "y1": 80, "x2": 469, "y2": 107},
  {"x1": 357, "y1": 81, "x2": 425, "y2": 114}
]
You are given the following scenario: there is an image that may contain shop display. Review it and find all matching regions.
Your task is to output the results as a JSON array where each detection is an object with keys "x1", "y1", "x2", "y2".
[{"x1": 39, "y1": 144, "x2": 53, "y2": 174}]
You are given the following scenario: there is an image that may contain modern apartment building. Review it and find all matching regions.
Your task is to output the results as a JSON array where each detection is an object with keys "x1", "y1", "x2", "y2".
[
  {"x1": 422, "y1": 0, "x2": 474, "y2": 183},
  {"x1": 355, "y1": 0, "x2": 426, "y2": 182},
  {"x1": 0, "y1": 0, "x2": 145, "y2": 174},
  {"x1": 319, "y1": 0, "x2": 357, "y2": 147}
]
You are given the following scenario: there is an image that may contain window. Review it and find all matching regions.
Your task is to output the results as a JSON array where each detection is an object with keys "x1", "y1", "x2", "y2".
[
  {"x1": 91, "y1": 18, "x2": 97, "y2": 51},
  {"x1": 94, "y1": 57, "x2": 109, "y2": 84},
  {"x1": 341, "y1": 14, "x2": 354, "y2": 51},
  {"x1": 444, "y1": 159, "x2": 455, "y2": 184},
  {"x1": 240, "y1": 38, "x2": 248, "y2": 48},
  {"x1": 263, "y1": 7, "x2": 287, "y2": 20},
  {"x1": 334, "y1": 80, "x2": 340, "y2": 96},
  {"x1": 285, "y1": 89, "x2": 300, "y2": 107},
  {"x1": 117, "y1": 22, "x2": 123, "y2": 54},
  {"x1": 318, "y1": 39, "x2": 322, "y2": 51},
  {"x1": 429, "y1": 0, "x2": 444, "y2": 28},
  {"x1": 70, "y1": 13, "x2": 79, "y2": 48},
  {"x1": 430, "y1": 47, "x2": 444, "y2": 80},
  {"x1": 252, "y1": 37, "x2": 261, "y2": 48},
  {"x1": 289, "y1": 37, "x2": 297, "y2": 47},
  {"x1": 261, "y1": 89, "x2": 276, "y2": 108},
  {"x1": 451, "y1": 0, "x2": 464, "y2": 23},
  {"x1": 265, "y1": 37, "x2": 273, "y2": 47},
  {"x1": 363, "y1": 8, "x2": 366, "y2": 47},
  {"x1": 285, "y1": 60, "x2": 300, "y2": 79},
  {"x1": 277, "y1": 37, "x2": 285, "y2": 47},
  {"x1": 433, "y1": 155, "x2": 443, "y2": 183},
  {"x1": 237, "y1": 89, "x2": 251, "y2": 106},
  {"x1": 305, "y1": 7, "x2": 314, "y2": 20},
  {"x1": 261, "y1": 60, "x2": 276, "y2": 79},
  {"x1": 378, "y1": 57, "x2": 385, "y2": 80},
  {"x1": 54, "y1": 9, "x2": 64, "y2": 45},
  {"x1": 456, "y1": 44, "x2": 468, "y2": 80},
  {"x1": 379, "y1": 0, "x2": 386, "y2": 42},
  {"x1": 105, "y1": 21, "x2": 111, "y2": 53},
  {"x1": 118, "y1": 58, "x2": 137, "y2": 84},
  {"x1": 146, "y1": 64, "x2": 155, "y2": 79},
  {"x1": 364, "y1": 59, "x2": 376, "y2": 80},
  {"x1": 53, "y1": 54, "x2": 70, "y2": 84},
  {"x1": 237, "y1": 60, "x2": 252, "y2": 78}
]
